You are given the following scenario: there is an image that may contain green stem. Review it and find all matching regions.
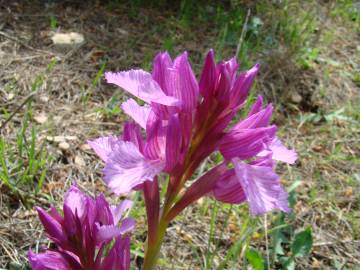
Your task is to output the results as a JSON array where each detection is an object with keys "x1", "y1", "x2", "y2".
[
  {"x1": 142, "y1": 109, "x2": 215, "y2": 269},
  {"x1": 142, "y1": 174, "x2": 181, "y2": 270},
  {"x1": 142, "y1": 217, "x2": 169, "y2": 270}
]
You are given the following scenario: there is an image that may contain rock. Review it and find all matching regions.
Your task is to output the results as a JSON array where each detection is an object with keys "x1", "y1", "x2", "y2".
[
  {"x1": 291, "y1": 92, "x2": 302, "y2": 104},
  {"x1": 58, "y1": 141, "x2": 70, "y2": 150},
  {"x1": 6, "y1": 93, "x2": 14, "y2": 101},
  {"x1": 34, "y1": 113, "x2": 48, "y2": 124},
  {"x1": 40, "y1": 95, "x2": 49, "y2": 102},
  {"x1": 51, "y1": 32, "x2": 85, "y2": 46},
  {"x1": 54, "y1": 136, "x2": 66, "y2": 143},
  {"x1": 74, "y1": 155, "x2": 86, "y2": 167},
  {"x1": 80, "y1": 143, "x2": 91, "y2": 151}
]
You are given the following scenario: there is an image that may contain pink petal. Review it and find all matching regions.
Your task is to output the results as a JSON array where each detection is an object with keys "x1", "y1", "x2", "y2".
[
  {"x1": 251, "y1": 154, "x2": 275, "y2": 168},
  {"x1": 248, "y1": 95, "x2": 264, "y2": 115},
  {"x1": 119, "y1": 218, "x2": 136, "y2": 234},
  {"x1": 121, "y1": 99, "x2": 151, "y2": 129},
  {"x1": 111, "y1": 199, "x2": 133, "y2": 225},
  {"x1": 105, "y1": 70, "x2": 180, "y2": 106},
  {"x1": 122, "y1": 122, "x2": 144, "y2": 152},
  {"x1": 212, "y1": 169, "x2": 246, "y2": 204},
  {"x1": 28, "y1": 250, "x2": 81, "y2": 270},
  {"x1": 64, "y1": 186, "x2": 88, "y2": 220},
  {"x1": 144, "y1": 114, "x2": 166, "y2": 160},
  {"x1": 199, "y1": 49, "x2": 217, "y2": 98},
  {"x1": 220, "y1": 126, "x2": 277, "y2": 160},
  {"x1": 87, "y1": 136, "x2": 120, "y2": 162},
  {"x1": 96, "y1": 219, "x2": 134, "y2": 243},
  {"x1": 94, "y1": 194, "x2": 114, "y2": 225},
  {"x1": 268, "y1": 138, "x2": 298, "y2": 164},
  {"x1": 100, "y1": 236, "x2": 130, "y2": 270},
  {"x1": 96, "y1": 224, "x2": 122, "y2": 243},
  {"x1": 165, "y1": 114, "x2": 182, "y2": 172},
  {"x1": 152, "y1": 52, "x2": 173, "y2": 94},
  {"x1": 49, "y1": 206, "x2": 63, "y2": 224},
  {"x1": 216, "y1": 64, "x2": 232, "y2": 101},
  {"x1": 179, "y1": 112, "x2": 193, "y2": 153},
  {"x1": 225, "y1": 57, "x2": 239, "y2": 81},
  {"x1": 234, "y1": 104, "x2": 273, "y2": 130},
  {"x1": 230, "y1": 64, "x2": 260, "y2": 109},
  {"x1": 103, "y1": 141, "x2": 164, "y2": 194},
  {"x1": 233, "y1": 159, "x2": 290, "y2": 215},
  {"x1": 167, "y1": 52, "x2": 199, "y2": 112},
  {"x1": 36, "y1": 207, "x2": 66, "y2": 245}
]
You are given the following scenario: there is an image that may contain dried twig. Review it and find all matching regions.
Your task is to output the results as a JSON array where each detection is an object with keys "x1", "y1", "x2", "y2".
[
  {"x1": 235, "y1": 9, "x2": 251, "y2": 59},
  {"x1": 0, "y1": 93, "x2": 35, "y2": 131},
  {"x1": 0, "y1": 31, "x2": 54, "y2": 56}
]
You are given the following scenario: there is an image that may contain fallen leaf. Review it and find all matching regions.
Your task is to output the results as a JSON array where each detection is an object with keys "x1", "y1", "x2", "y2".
[
  {"x1": 228, "y1": 223, "x2": 238, "y2": 233},
  {"x1": 312, "y1": 258, "x2": 320, "y2": 269},
  {"x1": 344, "y1": 186, "x2": 353, "y2": 197},
  {"x1": 312, "y1": 145, "x2": 323, "y2": 152},
  {"x1": 116, "y1": 28, "x2": 129, "y2": 36}
]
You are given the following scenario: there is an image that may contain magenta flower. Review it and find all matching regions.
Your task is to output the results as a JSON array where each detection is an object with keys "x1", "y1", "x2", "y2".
[
  {"x1": 90, "y1": 49, "x2": 296, "y2": 214},
  {"x1": 28, "y1": 185, "x2": 134, "y2": 270},
  {"x1": 89, "y1": 49, "x2": 297, "y2": 269}
]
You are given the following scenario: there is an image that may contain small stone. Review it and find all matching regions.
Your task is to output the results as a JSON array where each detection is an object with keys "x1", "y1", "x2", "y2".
[
  {"x1": 51, "y1": 32, "x2": 85, "y2": 46},
  {"x1": 65, "y1": 135, "x2": 77, "y2": 141},
  {"x1": 182, "y1": 233, "x2": 193, "y2": 243},
  {"x1": 58, "y1": 141, "x2": 70, "y2": 150},
  {"x1": 40, "y1": 95, "x2": 49, "y2": 102},
  {"x1": 80, "y1": 143, "x2": 91, "y2": 151},
  {"x1": 291, "y1": 92, "x2": 302, "y2": 104},
  {"x1": 116, "y1": 28, "x2": 129, "y2": 36},
  {"x1": 46, "y1": 136, "x2": 54, "y2": 142},
  {"x1": 54, "y1": 136, "x2": 66, "y2": 143},
  {"x1": 7, "y1": 93, "x2": 14, "y2": 100},
  {"x1": 74, "y1": 155, "x2": 86, "y2": 167},
  {"x1": 196, "y1": 197, "x2": 204, "y2": 205},
  {"x1": 34, "y1": 113, "x2": 48, "y2": 124}
]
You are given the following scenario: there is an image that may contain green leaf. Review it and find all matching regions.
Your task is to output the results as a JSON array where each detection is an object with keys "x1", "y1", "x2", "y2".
[
  {"x1": 273, "y1": 230, "x2": 286, "y2": 256},
  {"x1": 245, "y1": 248, "x2": 265, "y2": 270},
  {"x1": 291, "y1": 227, "x2": 313, "y2": 257},
  {"x1": 283, "y1": 258, "x2": 295, "y2": 270}
]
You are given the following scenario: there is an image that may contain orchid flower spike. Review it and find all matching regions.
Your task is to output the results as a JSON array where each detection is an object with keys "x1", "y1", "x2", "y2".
[
  {"x1": 89, "y1": 49, "x2": 297, "y2": 218},
  {"x1": 28, "y1": 185, "x2": 134, "y2": 270}
]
